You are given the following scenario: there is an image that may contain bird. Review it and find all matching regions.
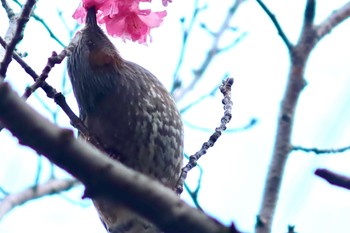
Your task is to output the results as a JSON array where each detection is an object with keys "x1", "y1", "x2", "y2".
[{"x1": 67, "y1": 7, "x2": 184, "y2": 233}]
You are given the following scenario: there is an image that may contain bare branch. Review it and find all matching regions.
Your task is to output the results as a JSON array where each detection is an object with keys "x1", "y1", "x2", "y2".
[
  {"x1": 218, "y1": 31, "x2": 248, "y2": 53},
  {"x1": 173, "y1": 0, "x2": 244, "y2": 101},
  {"x1": 0, "y1": 81, "x2": 239, "y2": 233},
  {"x1": 315, "y1": 2, "x2": 350, "y2": 40},
  {"x1": 0, "y1": 0, "x2": 37, "y2": 79},
  {"x1": 0, "y1": 36, "x2": 43, "y2": 83},
  {"x1": 11, "y1": 0, "x2": 66, "y2": 47},
  {"x1": 315, "y1": 168, "x2": 350, "y2": 190},
  {"x1": 171, "y1": 0, "x2": 205, "y2": 93},
  {"x1": 23, "y1": 50, "x2": 69, "y2": 98},
  {"x1": 183, "y1": 153, "x2": 204, "y2": 211},
  {"x1": 255, "y1": 0, "x2": 293, "y2": 51},
  {"x1": 0, "y1": 178, "x2": 78, "y2": 219},
  {"x1": 256, "y1": 2, "x2": 350, "y2": 233},
  {"x1": 184, "y1": 118, "x2": 256, "y2": 133},
  {"x1": 175, "y1": 78, "x2": 233, "y2": 194},
  {"x1": 287, "y1": 225, "x2": 297, "y2": 233},
  {"x1": 180, "y1": 84, "x2": 218, "y2": 114},
  {"x1": 0, "y1": 186, "x2": 9, "y2": 196},
  {"x1": 1, "y1": 0, "x2": 15, "y2": 20},
  {"x1": 303, "y1": 0, "x2": 316, "y2": 27},
  {"x1": 292, "y1": 145, "x2": 350, "y2": 154},
  {"x1": 0, "y1": 36, "x2": 89, "y2": 138}
]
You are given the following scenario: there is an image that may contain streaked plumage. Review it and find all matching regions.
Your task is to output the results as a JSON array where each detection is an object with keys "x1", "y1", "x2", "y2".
[{"x1": 67, "y1": 7, "x2": 183, "y2": 233}]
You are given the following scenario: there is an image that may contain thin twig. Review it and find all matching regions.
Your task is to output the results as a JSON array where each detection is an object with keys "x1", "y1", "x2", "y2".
[
  {"x1": 218, "y1": 31, "x2": 248, "y2": 53},
  {"x1": 183, "y1": 153, "x2": 204, "y2": 211},
  {"x1": 184, "y1": 118, "x2": 256, "y2": 133},
  {"x1": 180, "y1": 85, "x2": 218, "y2": 114},
  {"x1": 183, "y1": 172, "x2": 204, "y2": 210},
  {"x1": 0, "y1": 0, "x2": 37, "y2": 79},
  {"x1": 22, "y1": 50, "x2": 69, "y2": 98},
  {"x1": 255, "y1": 0, "x2": 293, "y2": 51},
  {"x1": 173, "y1": 0, "x2": 244, "y2": 101},
  {"x1": 0, "y1": 178, "x2": 78, "y2": 219},
  {"x1": 171, "y1": 0, "x2": 206, "y2": 93},
  {"x1": 11, "y1": 0, "x2": 66, "y2": 47},
  {"x1": 0, "y1": 36, "x2": 42, "y2": 82},
  {"x1": 0, "y1": 186, "x2": 9, "y2": 196},
  {"x1": 175, "y1": 77, "x2": 234, "y2": 194},
  {"x1": 34, "y1": 155, "x2": 42, "y2": 186},
  {"x1": 292, "y1": 145, "x2": 350, "y2": 154},
  {"x1": 0, "y1": 34, "x2": 107, "y2": 157}
]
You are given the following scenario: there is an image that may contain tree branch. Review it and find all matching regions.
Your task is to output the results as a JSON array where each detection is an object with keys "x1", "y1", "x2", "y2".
[
  {"x1": 255, "y1": 2, "x2": 350, "y2": 233},
  {"x1": 11, "y1": 0, "x2": 65, "y2": 47},
  {"x1": 0, "y1": 178, "x2": 78, "y2": 219},
  {"x1": 1, "y1": 0, "x2": 15, "y2": 20},
  {"x1": 175, "y1": 78, "x2": 234, "y2": 195},
  {"x1": 255, "y1": 0, "x2": 293, "y2": 51},
  {"x1": 0, "y1": 81, "x2": 239, "y2": 233},
  {"x1": 0, "y1": 35, "x2": 89, "y2": 137},
  {"x1": 303, "y1": 0, "x2": 316, "y2": 28},
  {"x1": 315, "y1": 168, "x2": 350, "y2": 190},
  {"x1": 292, "y1": 145, "x2": 350, "y2": 154},
  {"x1": 0, "y1": 0, "x2": 37, "y2": 79},
  {"x1": 173, "y1": 0, "x2": 244, "y2": 101},
  {"x1": 316, "y1": 2, "x2": 350, "y2": 40}
]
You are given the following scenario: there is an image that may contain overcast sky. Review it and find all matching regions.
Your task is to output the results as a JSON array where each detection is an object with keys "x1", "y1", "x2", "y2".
[{"x1": 1, "y1": 0, "x2": 350, "y2": 232}]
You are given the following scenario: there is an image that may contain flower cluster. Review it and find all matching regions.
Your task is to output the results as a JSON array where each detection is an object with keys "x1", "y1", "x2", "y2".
[{"x1": 73, "y1": 0, "x2": 171, "y2": 43}]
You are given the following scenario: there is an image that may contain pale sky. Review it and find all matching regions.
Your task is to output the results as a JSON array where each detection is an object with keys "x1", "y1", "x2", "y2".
[{"x1": 1, "y1": 0, "x2": 350, "y2": 233}]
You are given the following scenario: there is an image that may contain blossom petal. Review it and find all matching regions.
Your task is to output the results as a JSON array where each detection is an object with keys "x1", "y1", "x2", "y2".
[{"x1": 72, "y1": 5, "x2": 87, "y2": 24}]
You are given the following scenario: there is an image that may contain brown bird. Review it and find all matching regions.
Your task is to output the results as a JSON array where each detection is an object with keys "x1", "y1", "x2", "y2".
[{"x1": 67, "y1": 7, "x2": 183, "y2": 233}]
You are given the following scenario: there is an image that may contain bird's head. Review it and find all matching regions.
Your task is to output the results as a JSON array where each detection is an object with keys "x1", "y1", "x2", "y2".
[{"x1": 70, "y1": 7, "x2": 121, "y2": 70}]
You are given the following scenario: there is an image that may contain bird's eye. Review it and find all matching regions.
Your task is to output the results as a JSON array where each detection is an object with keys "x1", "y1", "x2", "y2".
[{"x1": 87, "y1": 40, "x2": 95, "y2": 49}]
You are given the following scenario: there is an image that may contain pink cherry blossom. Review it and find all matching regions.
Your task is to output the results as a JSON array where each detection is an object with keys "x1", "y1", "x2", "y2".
[
  {"x1": 162, "y1": 0, "x2": 172, "y2": 7},
  {"x1": 72, "y1": 0, "x2": 170, "y2": 43}
]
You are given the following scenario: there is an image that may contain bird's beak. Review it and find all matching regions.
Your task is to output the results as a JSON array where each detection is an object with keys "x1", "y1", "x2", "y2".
[{"x1": 86, "y1": 7, "x2": 98, "y2": 27}]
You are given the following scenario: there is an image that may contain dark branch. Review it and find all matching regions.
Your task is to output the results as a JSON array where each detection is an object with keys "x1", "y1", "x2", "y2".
[
  {"x1": 23, "y1": 50, "x2": 69, "y2": 98},
  {"x1": 0, "y1": 81, "x2": 237, "y2": 233},
  {"x1": 0, "y1": 36, "x2": 44, "y2": 83},
  {"x1": 315, "y1": 168, "x2": 350, "y2": 190},
  {"x1": 175, "y1": 78, "x2": 234, "y2": 194},
  {"x1": 0, "y1": 36, "x2": 89, "y2": 137},
  {"x1": 0, "y1": 0, "x2": 37, "y2": 79},
  {"x1": 11, "y1": 0, "x2": 65, "y2": 47},
  {"x1": 255, "y1": 0, "x2": 293, "y2": 51},
  {"x1": 303, "y1": 0, "x2": 316, "y2": 26}
]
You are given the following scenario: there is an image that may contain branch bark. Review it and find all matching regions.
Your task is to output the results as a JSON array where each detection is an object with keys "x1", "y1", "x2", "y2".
[
  {"x1": 255, "y1": 2, "x2": 350, "y2": 233},
  {"x1": 0, "y1": 178, "x2": 78, "y2": 219},
  {"x1": 0, "y1": 81, "x2": 238, "y2": 233},
  {"x1": 315, "y1": 169, "x2": 350, "y2": 190},
  {"x1": 0, "y1": 0, "x2": 37, "y2": 79}
]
